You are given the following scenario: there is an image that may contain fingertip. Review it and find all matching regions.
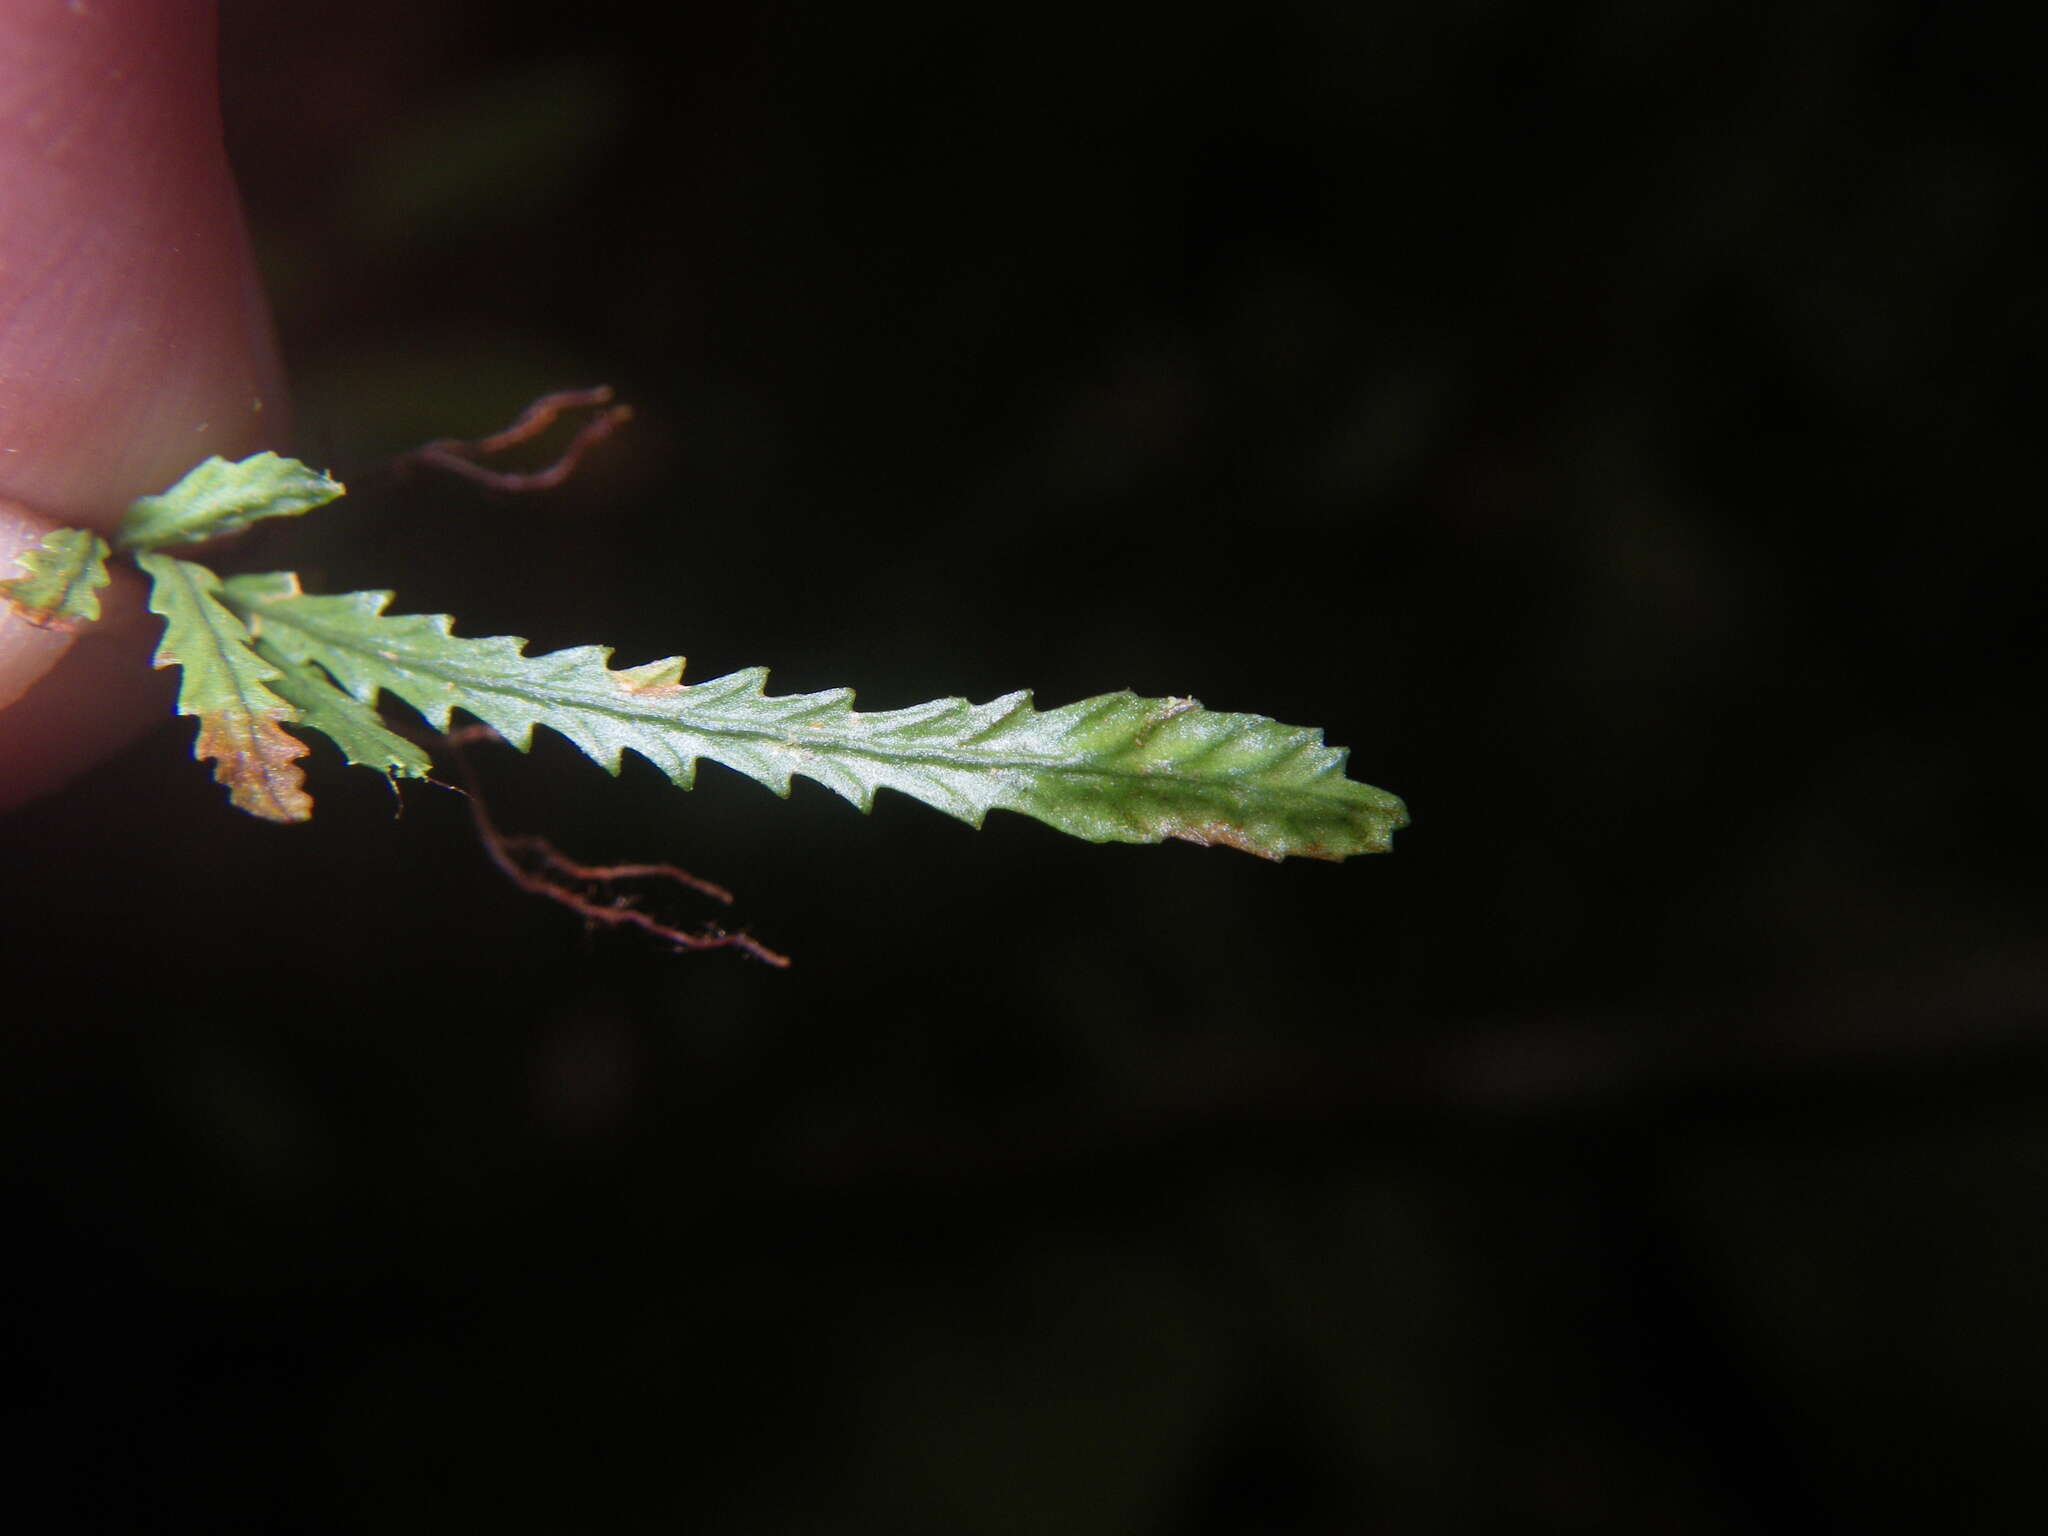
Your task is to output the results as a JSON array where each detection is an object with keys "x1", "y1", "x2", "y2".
[
  {"x1": 0, "y1": 0, "x2": 287, "y2": 528},
  {"x1": 0, "y1": 500, "x2": 80, "y2": 711},
  {"x1": 0, "y1": 496, "x2": 165, "y2": 812}
]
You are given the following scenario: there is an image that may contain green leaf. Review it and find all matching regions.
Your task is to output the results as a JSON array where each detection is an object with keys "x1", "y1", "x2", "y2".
[
  {"x1": 221, "y1": 572, "x2": 1408, "y2": 860},
  {"x1": 1, "y1": 526, "x2": 111, "y2": 629},
  {"x1": 258, "y1": 648, "x2": 435, "y2": 781},
  {"x1": 139, "y1": 552, "x2": 313, "y2": 822},
  {"x1": 118, "y1": 452, "x2": 343, "y2": 552}
]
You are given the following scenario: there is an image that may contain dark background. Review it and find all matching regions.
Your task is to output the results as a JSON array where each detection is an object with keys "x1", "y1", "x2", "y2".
[{"x1": 6, "y1": 1, "x2": 2045, "y2": 1529}]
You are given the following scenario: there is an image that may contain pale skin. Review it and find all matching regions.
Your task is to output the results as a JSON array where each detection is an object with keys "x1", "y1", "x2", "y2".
[{"x1": 0, "y1": 0, "x2": 286, "y2": 809}]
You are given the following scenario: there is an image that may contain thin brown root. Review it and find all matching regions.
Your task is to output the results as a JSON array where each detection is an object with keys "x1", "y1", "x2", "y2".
[
  {"x1": 493, "y1": 835, "x2": 736, "y2": 905},
  {"x1": 400, "y1": 386, "x2": 634, "y2": 492},
  {"x1": 445, "y1": 727, "x2": 788, "y2": 967}
]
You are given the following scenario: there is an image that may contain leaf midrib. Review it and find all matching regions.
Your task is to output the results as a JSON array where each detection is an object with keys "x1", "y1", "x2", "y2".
[{"x1": 246, "y1": 601, "x2": 1358, "y2": 801}]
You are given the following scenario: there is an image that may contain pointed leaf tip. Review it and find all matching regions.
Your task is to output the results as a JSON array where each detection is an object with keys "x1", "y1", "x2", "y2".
[{"x1": 262, "y1": 651, "x2": 435, "y2": 781}]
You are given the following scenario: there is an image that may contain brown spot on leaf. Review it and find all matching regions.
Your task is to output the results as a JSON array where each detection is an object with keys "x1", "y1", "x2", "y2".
[
  {"x1": 612, "y1": 656, "x2": 687, "y2": 696},
  {"x1": 194, "y1": 713, "x2": 314, "y2": 823},
  {"x1": 2, "y1": 594, "x2": 87, "y2": 633},
  {"x1": 1166, "y1": 822, "x2": 1348, "y2": 862},
  {"x1": 1169, "y1": 821, "x2": 1284, "y2": 861}
]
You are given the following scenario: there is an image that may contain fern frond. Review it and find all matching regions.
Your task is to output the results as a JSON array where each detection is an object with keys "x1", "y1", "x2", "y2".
[
  {"x1": 119, "y1": 452, "x2": 341, "y2": 552},
  {"x1": 259, "y1": 649, "x2": 435, "y2": 781},
  {"x1": 139, "y1": 553, "x2": 312, "y2": 823},
  {"x1": 222, "y1": 572, "x2": 1406, "y2": 860},
  {"x1": 1, "y1": 527, "x2": 111, "y2": 630}
]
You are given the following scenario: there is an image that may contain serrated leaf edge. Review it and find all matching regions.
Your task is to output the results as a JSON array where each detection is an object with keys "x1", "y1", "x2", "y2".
[
  {"x1": 138, "y1": 551, "x2": 314, "y2": 822},
  {"x1": 118, "y1": 451, "x2": 344, "y2": 552},
  {"x1": 220, "y1": 573, "x2": 1408, "y2": 860}
]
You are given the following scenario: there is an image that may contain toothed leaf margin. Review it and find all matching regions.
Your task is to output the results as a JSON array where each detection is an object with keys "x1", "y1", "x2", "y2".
[
  {"x1": 139, "y1": 551, "x2": 314, "y2": 823},
  {"x1": 219, "y1": 572, "x2": 1408, "y2": 860},
  {"x1": 119, "y1": 452, "x2": 342, "y2": 552}
]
